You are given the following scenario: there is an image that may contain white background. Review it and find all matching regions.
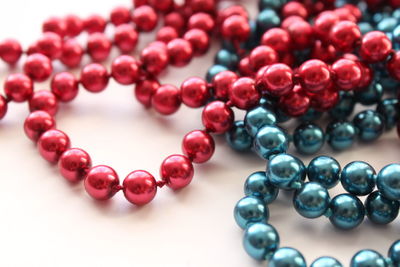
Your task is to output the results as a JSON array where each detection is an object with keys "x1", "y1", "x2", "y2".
[{"x1": 0, "y1": 1, "x2": 399, "y2": 266}]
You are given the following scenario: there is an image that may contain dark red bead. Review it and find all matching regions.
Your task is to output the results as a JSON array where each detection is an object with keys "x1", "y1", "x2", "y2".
[
  {"x1": 387, "y1": 51, "x2": 400, "y2": 80},
  {"x1": 80, "y1": 63, "x2": 109, "y2": 93},
  {"x1": 134, "y1": 0, "x2": 148, "y2": 7},
  {"x1": 84, "y1": 14, "x2": 107, "y2": 33},
  {"x1": 111, "y1": 55, "x2": 140, "y2": 85},
  {"x1": 0, "y1": 39, "x2": 22, "y2": 64},
  {"x1": 278, "y1": 85, "x2": 310, "y2": 117},
  {"x1": 135, "y1": 79, "x2": 160, "y2": 107},
  {"x1": 287, "y1": 20, "x2": 314, "y2": 50},
  {"x1": 148, "y1": 0, "x2": 173, "y2": 12},
  {"x1": 331, "y1": 58, "x2": 362, "y2": 91},
  {"x1": 167, "y1": 38, "x2": 193, "y2": 66},
  {"x1": 358, "y1": 62, "x2": 374, "y2": 88},
  {"x1": 238, "y1": 56, "x2": 254, "y2": 77},
  {"x1": 164, "y1": 12, "x2": 186, "y2": 33},
  {"x1": 59, "y1": 148, "x2": 92, "y2": 182},
  {"x1": 59, "y1": 39, "x2": 84, "y2": 68},
  {"x1": 183, "y1": 29, "x2": 210, "y2": 56},
  {"x1": 42, "y1": 17, "x2": 66, "y2": 37},
  {"x1": 261, "y1": 28, "x2": 291, "y2": 54},
  {"x1": 84, "y1": 165, "x2": 120, "y2": 200},
  {"x1": 29, "y1": 90, "x2": 58, "y2": 116},
  {"x1": 202, "y1": 101, "x2": 234, "y2": 133},
  {"x1": 23, "y1": 53, "x2": 52, "y2": 82},
  {"x1": 87, "y1": 33, "x2": 112, "y2": 62},
  {"x1": 156, "y1": 26, "x2": 178, "y2": 43},
  {"x1": 258, "y1": 63, "x2": 294, "y2": 97},
  {"x1": 281, "y1": 16, "x2": 304, "y2": 29},
  {"x1": 182, "y1": 130, "x2": 215, "y2": 163},
  {"x1": 132, "y1": 5, "x2": 158, "y2": 32},
  {"x1": 218, "y1": 5, "x2": 248, "y2": 24},
  {"x1": 249, "y1": 45, "x2": 278, "y2": 72},
  {"x1": 360, "y1": 31, "x2": 392, "y2": 63},
  {"x1": 4, "y1": 73, "x2": 33, "y2": 102},
  {"x1": 110, "y1": 6, "x2": 131, "y2": 26},
  {"x1": 311, "y1": 41, "x2": 337, "y2": 63},
  {"x1": 38, "y1": 129, "x2": 70, "y2": 163},
  {"x1": 341, "y1": 4, "x2": 362, "y2": 21},
  {"x1": 123, "y1": 170, "x2": 157, "y2": 205},
  {"x1": 282, "y1": 2, "x2": 308, "y2": 19},
  {"x1": 188, "y1": 12, "x2": 215, "y2": 33},
  {"x1": 160, "y1": 154, "x2": 194, "y2": 190},
  {"x1": 64, "y1": 15, "x2": 83, "y2": 37},
  {"x1": 0, "y1": 95, "x2": 7, "y2": 119},
  {"x1": 51, "y1": 72, "x2": 79, "y2": 102},
  {"x1": 36, "y1": 32, "x2": 63, "y2": 59},
  {"x1": 221, "y1": 15, "x2": 250, "y2": 42},
  {"x1": 24, "y1": 111, "x2": 56, "y2": 142},
  {"x1": 330, "y1": 21, "x2": 361, "y2": 52},
  {"x1": 181, "y1": 77, "x2": 209, "y2": 107},
  {"x1": 313, "y1": 11, "x2": 339, "y2": 43},
  {"x1": 188, "y1": 0, "x2": 216, "y2": 13},
  {"x1": 152, "y1": 84, "x2": 181, "y2": 115},
  {"x1": 114, "y1": 24, "x2": 139, "y2": 53},
  {"x1": 141, "y1": 42, "x2": 168, "y2": 74},
  {"x1": 298, "y1": 59, "x2": 331, "y2": 93},
  {"x1": 229, "y1": 77, "x2": 260, "y2": 110},
  {"x1": 334, "y1": 7, "x2": 357, "y2": 22},
  {"x1": 310, "y1": 86, "x2": 339, "y2": 112},
  {"x1": 212, "y1": 71, "x2": 238, "y2": 101}
]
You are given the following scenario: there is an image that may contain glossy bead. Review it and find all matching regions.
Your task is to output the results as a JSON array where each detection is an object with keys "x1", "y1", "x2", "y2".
[
  {"x1": 111, "y1": 55, "x2": 140, "y2": 85},
  {"x1": 354, "y1": 82, "x2": 383, "y2": 106},
  {"x1": 258, "y1": 64, "x2": 293, "y2": 97},
  {"x1": 218, "y1": 5, "x2": 248, "y2": 24},
  {"x1": 278, "y1": 86, "x2": 310, "y2": 117},
  {"x1": 268, "y1": 153, "x2": 306, "y2": 190},
  {"x1": 37, "y1": 129, "x2": 70, "y2": 163},
  {"x1": 341, "y1": 161, "x2": 376, "y2": 196},
  {"x1": 183, "y1": 29, "x2": 210, "y2": 56},
  {"x1": 269, "y1": 247, "x2": 306, "y2": 267},
  {"x1": 299, "y1": 108, "x2": 322, "y2": 122},
  {"x1": 42, "y1": 16, "x2": 66, "y2": 36},
  {"x1": 330, "y1": 21, "x2": 361, "y2": 52},
  {"x1": 58, "y1": 148, "x2": 92, "y2": 182},
  {"x1": 212, "y1": 71, "x2": 238, "y2": 100},
  {"x1": 365, "y1": 191, "x2": 399, "y2": 224},
  {"x1": 376, "y1": 98, "x2": 398, "y2": 129},
  {"x1": 221, "y1": 15, "x2": 250, "y2": 43},
  {"x1": 389, "y1": 240, "x2": 400, "y2": 266},
  {"x1": 132, "y1": 5, "x2": 158, "y2": 32},
  {"x1": 387, "y1": 51, "x2": 400, "y2": 80},
  {"x1": 84, "y1": 165, "x2": 120, "y2": 200},
  {"x1": 4, "y1": 73, "x2": 33, "y2": 102},
  {"x1": 60, "y1": 39, "x2": 84, "y2": 68},
  {"x1": 140, "y1": 42, "x2": 168, "y2": 75},
  {"x1": 114, "y1": 24, "x2": 138, "y2": 53},
  {"x1": 311, "y1": 41, "x2": 337, "y2": 63},
  {"x1": 51, "y1": 72, "x2": 79, "y2": 102},
  {"x1": 214, "y1": 49, "x2": 239, "y2": 70},
  {"x1": 0, "y1": 39, "x2": 22, "y2": 64},
  {"x1": 225, "y1": 120, "x2": 253, "y2": 152},
  {"x1": 294, "y1": 182, "x2": 330, "y2": 218},
  {"x1": 164, "y1": 12, "x2": 185, "y2": 32},
  {"x1": 181, "y1": 77, "x2": 209, "y2": 108},
  {"x1": 134, "y1": 79, "x2": 159, "y2": 108},
  {"x1": 298, "y1": 60, "x2": 331, "y2": 93},
  {"x1": 287, "y1": 20, "x2": 314, "y2": 50},
  {"x1": 64, "y1": 15, "x2": 83, "y2": 37},
  {"x1": 293, "y1": 123, "x2": 324, "y2": 155},
  {"x1": 87, "y1": 33, "x2": 112, "y2": 62},
  {"x1": 258, "y1": 0, "x2": 286, "y2": 10},
  {"x1": 326, "y1": 121, "x2": 356, "y2": 150},
  {"x1": 261, "y1": 28, "x2": 291, "y2": 54},
  {"x1": 151, "y1": 84, "x2": 181, "y2": 115},
  {"x1": 23, "y1": 53, "x2": 52, "y2": 82},
  {"x1": 167, "y1": 38, "x2": 193, "y2": 67},
  {"x1": 257, "y1": 9, "x2": 280, "y2": 33},
  {"x1": 331, "y1": 59, "x2": 362, "y2": 91},
  {"x1": 311, "y1": 257, "x2": 343, "y2": 267},
  {"x1": 206, "y1": 65, "x2": 228, "y2": 83},
  {"x1": 377, "y1": 164, "x2": 400, "y2": 201},
  {"x1": 350, "y1": 250, "x2": 387, "y2": 267},
  {"x1": 80, "y1": 63, "x2": 109, "y2": 93},
  {"x1": 160, "y1": 154, "x2": 194, "y2": 190},
  {"x1": 0, "y1": 95, "x2": 7, "y2": 119},
  {"x1": 243, "y1": 223, "x2": 279, "y2": 261},
  {"x1": 314, "y1": 11, "x2": 340, "y2": 42},
  {"x1": 353, "y1": 110, "x2": 384, "y2": 142},
  {"x1": 182, "y1": 130, "x2": 214, "y2": 163},
  {"x1": 254, "y1": 125, "x2": 288, "y2": 160},
  {"x1": 24, "y1": 111, "x2": 56, "y2": 142},
  {"x1": 244, "y1": 171, "x2": 279, "y2": 204},
  {"x1": 188, "y1": 0, "x2": 215, "y2": 13},
  {"x1": 202, "y1": 101, "x2": 234, "y2": 134},
  {"x1": 329, "y1": 92, "x2": 355, "y2": 120},
  {"x1": 188, "y1": 12, "x2": 214, "y2": 33},
  {"x1": 123, "y1": 170, "x2": 157, "y2": 205},
  {"x1": 110, "y1": 6, "x2": 131, "y2": 26},
  {"x1": 156, "y1": 26, "x2": 178, "y2": 43},
  {"x1": 83, "y1": 14, "x2": 107, "y2": 33},
  {"x1": 360, "y1": 31, "x2": 392, "y2": 63},
  {"x1": 229, "y1": 78, "x2": 260, "y2": 110},
  {"x1": 308, "y1": 156, "x2": 341, "y2": 189},
  {"x1": 234, "y1": 196, "x2": 269, "y2": 229},
  {"x1": 238, "y1": 57, "x2": 254, "y2": 77},
  {"x1": 29, "y1": 90, "x2": 58, "y2": 116},
  {"x1": 249, "y1": 45, "x2": 278, "y2": 72},
  {"x1": 244, "y1": 106, "x2": 276, "y2": 137},
  {"x1": 310, "y1": 87, "x2": 339, "y2": 114},
  {"x1": 36, "y1": 32, "x2": 63, "y2": 59},
  {"x1": 329, "y1": 194, "x2": 365, "y2": 230}
]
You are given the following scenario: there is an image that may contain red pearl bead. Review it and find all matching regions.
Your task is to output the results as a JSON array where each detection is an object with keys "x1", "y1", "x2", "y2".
[
  {"x1": 29, "y1": 90, "x2": 58, "y2": 116},
  {"x1": 114, "y1": 24, "x2": 139, "y2": 53},
  {"x1": 282, "y1": 2, "x2": 308, "y2": 19},
  {"x1": 59, "y1": 148, "x2": 92, "y2": 182},
  {"x1": 358, "y1": 62, "x2": 374, "y2": 88},
  {"x1": 84, "y1": 14, "x2": 107, "y2": 33},
  {"x1": 238, "y1": 57, "x2": 254, "y2": 77},
  {"x1": 342, "y1": 4, "x2": 362, "y2": 21},
  {"x1": 188, "y1": 12, "x2": 215, "y2": 33},
  {"x1": 123, "y1": 170, "x2": 157, "y2": 205},
  {"x1": 298, "y1": 59, "x2": 331, "y2": 93},
  {"x1": 229, "y1": 77, "x2": 260, "y2": 110},
  {"x1": 311, "y1": 41, "x2": 337, "y2": 63},
  {"x1": 310, "y1": 86, "x2": 339, "y2": 112},
  {"x1": 160, "y1": 154, "x2": 194, "y2": 190},
  {"x1": 141, "y1": 42, "x2": 168, "y2": 75},
  {"x1": 110, "y1": 6, "x2": 131, "y2": 26},
  {"x1": 167, "y1": 38, "x2": 193, "y2": 66},
  {"x1": 164, "y1": 12, "x2": 186, "y2": 33},
  {"x1": 0, "y1": 39, "x2": 22, "y2": 64},
  {"x1": 280, "y1": 53, "x2": 295, "y2": 67},
  {"x1": 387, "y1": 51, "x2": 400, "y2": 80},
  {"x1": 330, "y1": 21, "x2": 361, "y2": 52},
  {"x1": 42, "y1": 17, "x2": 66, "y2": 37},
  {"x1": 249, "y1": 45, "x2": 278, "y2": 72},
  {"x1": 152, "y1": 84, "x2": 181, "y2": 115},
  {"x1": 183, "y1": 29, "x2": 210, "y2": 55},
  {"x1": 132, "y1": 5, "x2": 158, "y2": 32},
  {"x1": 182, "y1": 130, "x2": 215, "y2": 163},
  {"x1": 64, "y1": 14, "x2": 83, "y2": 37},
  {"x1": 0, "y1": 95, "x2": 7, "y2": 119},
  {"x1": 221, "y1": 15, "x2": 250, "y2": 42},
  {"x1": 134, "y1": 0, "x2": 148, "y2": 7},
  {"x1": 148, "y1": 0, "x2": 173, "y2": 12},
  {"x1": 135, "y1": 79, "x2": 160, "y2": 107},
  {"x1": 84, "y1": 165, "x2": 120, "y2": 200},
  {"x1": 87, "y1": 33, "x2": 112, "y2": 62},
  {"x1": 261, "y1": 28, "x2": 291, "y2": 54},
  {"x1": 202, "y1": 101, "x2": 234, "y2": 134},
  {"x1": 80, "y1": 63, "x2": 109, "y2": 93},
  {"x1": 287, "y1": 20, "x2": 314, "y2": 50},
  {"x1": 23, "y1": 53, "x2": 52, "y2": 82},
  {"x1": 360, "y1": 31, "x2": 392, "y2": 63},
  {"x1": 189, "y1": 0, "x2": 216, "y2": 13},
  {"x1": 181, "y1": 77, "x2": 209, "y2": 107},
  {"x1": 36, "y1": 32, "x2": 63, "y2": 59},
  {"x1": 111, "y1": 55, "x2": 140, "y2": 85},
  {"x1": 156, "y1": 26, "x2": 179, "y2": 43},
  {"x1": 278, "y1": 85, "x2": 310, "y2": 117},
  {"x1": 218, "y1": 5, "x2": 249, "y2": 24},
  {"x1": 4, "y1": 73, "x2": 33, "y2": 102},
  {"x1": 60, "y1": 39, "x2": 84, "y2": 68},
  {"x1": 257, "y1": 63, "x2": 294, "y2": 97},
  {"x1": 37, "y1": 129, "x2": 70, "y2": 163},
  {"x1": 314, "y1": 11, "x2": 339, "y2": 43},
  {"x1": 51, "y1": 72, "x2": 79, "y2": 102},
  {"x1": 281, "y1": 16, "x2": 304, "y2": 29},
  {"x1": 333, "y1": 7, "x2": 357, "y2": 22},
  {"x1": 24, "y1": 111, "x2": 56, "y2": 142},
  {"x1": 212, "y1": 71, "x2": 238, "y2": 101},
  {"x1": 332, "y1": 58, "x2": 362, "y2": 91}
]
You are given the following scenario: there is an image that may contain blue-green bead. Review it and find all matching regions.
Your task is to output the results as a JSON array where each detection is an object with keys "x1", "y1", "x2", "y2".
[
  {"x1": 350, "y1": 250, "x2": 388, "y2": 267},
  {"x1": 243, "y1": 223, "x2": 279, "y2": 260},
  {"x1": 293, "y1": 123, "x2": 325, "y2": 155},
  {"x1": 329, "y1": 194, "x2": 365, "y2": 230},
  {"x1": 393, "y1": 8, "x2": 400, "y2": 20},
  {"x1": 373, "y1": 12, "x2": 390, "y2": 24},
  {"x1": 214, "y1": 49, "x2": 239, "y2": 70},
  {"x1": 358, "y1": 22, "x2": 374, "y2": 35},
  {"x1": 257, "y1": 9, "x2": 280, "y2": 33},
  {"x1": 269, "y1": 247, "x2": 307, "y2": 267},
  {"x1": 299, "y1": 108, "x2": 323, "y2": 122},
  {"x1": 307, "y1": 156, "x2": 341, "y2": 189},
  {"x1": 234, "y1": 196, "x2": 269, "y2": 229},
  {"x1": 206, "y1": 65, "x2": 228, "y2": 83},
  {"x1": 244, "y1": 171, "x2": 279, "y2": 204},
  {"x1": 311, "y1": 256, "x2": 342, "y2": 267},
  {"x1": 275, "y1": 107, "x2": 291, "y2": 123},
  {"x1": 245, "y1": 106, "x2": 277, "y2": 137},
  {"x1": 377, "y1": 164, "x2": 400, "y2": 201},
  {"x1": 245, "y1": 20, "x2": 259, "y2": 50},
  {"x1": 341, "y1": 161, "x2": 376, "y2": 196},
  {"x1": 329, "y1": 92, "x2": 355, "y2": 120},
  {"x1": 354, "y1": 82, "x2": 383, "y2": 106},
  {"x1": 377, "y1": 17, "x2": 398, "y2": 32},
  {"x1": 254, "y1": 125, "x2": 289, "y2": 160},
  {"x1": 267, "y1": 154, "x2": 306, "y2": 190},
  {"x1": 393, "y1": 25, "x2": 400, "y2": 44},
  {"x1": 353, "y1": 110, "x2": 384, "y2": 142},
  {"x1": 226, "y1": 121, "x2": 253, "y2": 152},
  {"x1": 326, "y1": 121, "x2": 357, "y2": 150},
  {"x1": 259, "y1": 0, "x2": 286, "y2": 10},
  {"x1": 293, "y1": 182, "x2": 330, "y2": 218},
  {"x1": 365, "y1": 191, "x2": 399, "y2": 224},
  {"x1": 389, "y1": 240, "x2": 400, "y2": 266},
  {"x1": 376, "y1": 98, "x2": 399, "y2": 130}
]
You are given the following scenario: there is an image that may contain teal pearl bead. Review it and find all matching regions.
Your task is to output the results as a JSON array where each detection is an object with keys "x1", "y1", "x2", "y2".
[
  {"x1": 307, "y1": 156, "x2": 341, "y2": 189},
  {"x1": 267, "y1": 154, "x2": 306, "y2": 190},
  {"x1": 358, "y1": 22, "x2": 374, "y2": 35},
  {"x1": 293, "y1": 123, "x2": 325, "y2": 155},
  {"x1": 311, "y1": 256, "x2": 343, "y2": 267},
  {"x1": 393, "y1": 25, "x2": 400, "y2": 44},
  {"x1": 350, "y1": 250, "x2": 388, "y2": 267},
  {"x1": 253, "y1": 125, "x2": 289, "y2": 160},
  {"x1": 389, "y1": 240, "x2": 400, "y2": 266},
  {"x1": 377, "y1": 164, "x2": 400, "y2": 201},
  {"x1": 245, "y1": 106, "x2": 277, "y2": 137},
  {"x1": 226, "y1": 121, "x2": 253, "y2": 152},
  {"x1": 329, "y1": 92, "x2": 355, "y2": 120},
  {"x1": 257, "y1": 9, "x2": 280, "y2": 33},
  {"x1": 340, "y1": 161, "x2": 376, "y2": 196},
  {"x1": 326, "y1": 121, "x2": 356, "y2": 150},
  {"x1": 354, "y1": 83, "x2": 383, "y2": 106},
  {"x1": 269, "y1": 247, "x2": 307, "y2": 267},
  {"x1": 259, "y1": 0, "x2": 287, "y2": 10},
  {"x1": 214, "y1": 49, "x2": 239, "y2": 70},
  {"x1": 365, "y1": 191, "x2": 399, "y2": 224},
  {"x1": 293, "y1": 182, "x2": 330, "y2": 218},
  {"x1": 329, "y1": 194, "x2": 365, "y2": 230},
  {"x1": 205, "y1": 65, "x2": 228, "y2": 83},
  {"x1": 245, "y1": 20, "x2": 259, "y2": 50},
  {"x1": 353, "y1": 110, "x2": 384, "y2": 142},
  {"x1": 243, "y1": 223, "x2": 279, "y2": 260},
  {"x1": 234, "y1": 196, "x2": 269, "y2": 229},
  {"x1": 377, "y1": 17, "x2": 398, "y2": 32},
  {"x1": 376, "y1": 98, "x2": 399, "y2": 130},
  {"x1": 299, "y1": 108, "x2": 323, "y2": 122},
  {"x1": 244, "y1": 171, "x2": 279, "y2": 204},
  {"x1": 275, "y1": 108, "x2": 291, "y2": 123}
]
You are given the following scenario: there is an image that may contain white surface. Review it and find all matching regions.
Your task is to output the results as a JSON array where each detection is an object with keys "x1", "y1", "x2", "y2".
[{"x1": 0, "y1": 1, "x2": 399, "y2": 267}]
